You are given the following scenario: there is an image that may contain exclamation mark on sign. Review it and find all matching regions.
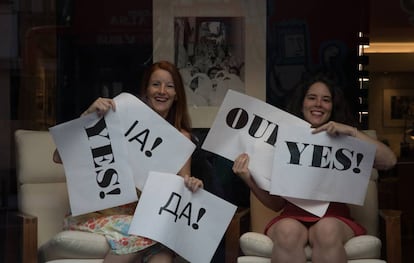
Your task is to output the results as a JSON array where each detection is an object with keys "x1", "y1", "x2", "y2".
[
  {"x1": 145, "y1": 137, "x2": 163, "y2": 157},
  {"x1": 353, "y1": 153, "x2": 363, "y2": 173},
  {"x1": 192, "y1": 208, "x2": 206, "y2": 230},
  {"x1": 100, "y1": 188, "x2": 121, "y2": 199}
]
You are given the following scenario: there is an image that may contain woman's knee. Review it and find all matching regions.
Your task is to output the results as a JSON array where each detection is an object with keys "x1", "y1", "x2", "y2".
[
  {"x1": 267, "y1": 219, "x2": 307, "y2": 246},
  {"x1": 309, "y1": 218, "x2": 352, "y2": 246}
]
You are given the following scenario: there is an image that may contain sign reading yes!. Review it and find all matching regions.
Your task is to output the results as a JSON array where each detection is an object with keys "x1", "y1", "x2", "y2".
[
  {"x1": 271, "y1": 127, "x2": 376, "y2": 205},
  {"x1": 49, "y1": 108, "x2": 138, "y2": 216}
]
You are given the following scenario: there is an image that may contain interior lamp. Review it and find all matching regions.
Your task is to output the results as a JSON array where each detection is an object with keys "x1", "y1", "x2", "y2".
[{"x1": 407, "y1": 125, "x2": 414, "y2": 140}]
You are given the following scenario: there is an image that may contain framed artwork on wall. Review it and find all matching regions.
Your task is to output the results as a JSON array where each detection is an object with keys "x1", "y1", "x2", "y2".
[
  {"x1": 153, "y1": 0, "x2": 266, "y2": 128},
  {"x1": 383, "y1": 89, "x2": 414, "y2": 127},
  {"x1": 174, "y1": 16, "x2": 245, "y2": 108}
]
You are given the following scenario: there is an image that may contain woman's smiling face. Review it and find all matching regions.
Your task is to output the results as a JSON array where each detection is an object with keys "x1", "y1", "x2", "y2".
[
  {"x1": 146, "y1": 69, "x2": 177, "y2": 118},
  {"x1": 302, "y1": 81, "x2": 333, "y2": 127}
]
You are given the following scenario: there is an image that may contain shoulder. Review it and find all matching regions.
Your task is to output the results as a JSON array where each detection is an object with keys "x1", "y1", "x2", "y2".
[{"x1": 180, "y1": 129, "x2": 191, "y2": 140}]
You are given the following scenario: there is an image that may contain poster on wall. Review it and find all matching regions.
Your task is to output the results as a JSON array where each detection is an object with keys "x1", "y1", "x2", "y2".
[
  {"x1": 153, "y1": 0, "x2": 266, "y2": 128},
  {"x1": 174, "y1": 16, "x2": 245, "y2": 107},
  {"x1": 383, "y1": 89, "x2": 414, "y2": 127}
]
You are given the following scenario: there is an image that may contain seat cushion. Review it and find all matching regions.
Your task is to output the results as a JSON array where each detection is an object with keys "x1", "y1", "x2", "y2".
[
  {"x1": 238, "y1": 256, "x2": 271, "y2": 263},
  {"x1": 47, "y1": 260, "x2": 103, "y2": 263},
  {"x1": 239, "y1": 232, "x2": 381, "y2": 260},
  {"x1": 237, "y1": 257, "x2": 385, "y2": 263},
  {"x1": 39, "y1": 230, "x2": 109, "y2": 262},
  {"x1": 345, "y1": 235, "x2": 382, "y2": 259},
  {"x1": 19, "y1": 182, "x2": 70, "y2": 247},
  {"x1": 239, "y1": 232, "x2": 272, "y2": 257}
]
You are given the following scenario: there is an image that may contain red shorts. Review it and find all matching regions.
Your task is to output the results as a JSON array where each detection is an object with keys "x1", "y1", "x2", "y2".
[{"x1": 264, "y1": 202, "x2": 366, "y2": 236}]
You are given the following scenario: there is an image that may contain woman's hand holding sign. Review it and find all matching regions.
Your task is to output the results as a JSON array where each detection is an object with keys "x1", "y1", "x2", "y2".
[
  {"x1": 82, "y1": 97, "x2": 117, "y2": 117},
  {"x1": 312, "y1": 120, "x2": 396, "y2": 170},
  {"x1": 53, "y1": 97, "x2": 117, "y2": 164},
  {"x1": 232, "y1": 153, "x2": 251, "y2": 182},
  {"x1": 312, "y1": 121, "x2": 357, "y2": 137},
  {"x1": 183, "y1": 174, "x2": 204, "y2": 192}
]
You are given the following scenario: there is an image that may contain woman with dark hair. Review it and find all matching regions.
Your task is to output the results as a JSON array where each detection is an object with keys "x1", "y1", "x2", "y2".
[
  {"x1": 285, "y1": 71, "x2": 357, "y2": 127},
  {"x1": 232, "y1": 71, "x2": 396, "y2": 263},
  {"x1": 54, "y1": 61, "x2": 203, "y2": 263}
]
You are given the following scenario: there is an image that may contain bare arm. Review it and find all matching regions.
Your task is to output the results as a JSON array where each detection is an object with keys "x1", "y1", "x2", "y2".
[
  {"x1": 313, "y1": 121, "x2": 397, "y2": 170},
  {"x1": 233, "y1": 153, "x2": 286, "y2": 212}
]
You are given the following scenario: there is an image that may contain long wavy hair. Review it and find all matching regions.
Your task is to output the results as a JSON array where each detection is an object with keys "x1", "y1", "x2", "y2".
[
  {"x1": 285, "y1": 70, "x2": 358, "y2": 127},
  {"x1": 139, "y1": 61, "x2": 192, "y2": 133}
]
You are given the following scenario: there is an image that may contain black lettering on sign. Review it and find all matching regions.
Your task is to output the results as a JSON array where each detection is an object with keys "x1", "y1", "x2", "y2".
[
  {"x1": 84, "y1": 117, "x2": 121, "y2": 198},
  {"x1": 285, "y1": 141, "x2": 364, "y2": 174},
  {"x1": 225, "y1": 108, "x2": 279, "y2": 146},
  {"x1": 124, "y1": 120, "x2": 163, "y2": 157},
  {"x1": 159, "y1": 192, "x2": 207, "y2": 230}
]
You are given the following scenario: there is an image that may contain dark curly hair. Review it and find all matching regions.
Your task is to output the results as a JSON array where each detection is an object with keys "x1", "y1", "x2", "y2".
[{"x1": 285, "y1": 70, "x2": 358, "y2": 127}]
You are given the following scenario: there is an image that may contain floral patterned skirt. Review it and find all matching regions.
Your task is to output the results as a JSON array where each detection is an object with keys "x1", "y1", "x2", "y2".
[{"x1": 63, "y1": 201, "x2": 157, "y2": 255}]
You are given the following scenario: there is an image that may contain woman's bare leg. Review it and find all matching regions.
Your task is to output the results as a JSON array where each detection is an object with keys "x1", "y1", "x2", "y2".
[
  {"x1": 309, "y1": 218, "x2": 354, "y2": 263},
  {"x1": 103, "y1": 251, "x2": 142, "y2": 263},
  {"x1": 267, "y1": 218, "x2": 308, "y2": 263},
  {"x1": 146, "y1": 250, "x2": 174, "y2": 263}
]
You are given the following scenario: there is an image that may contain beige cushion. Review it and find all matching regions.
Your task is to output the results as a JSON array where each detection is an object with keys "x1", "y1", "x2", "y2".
[
  {"x1": 240, "y1": 232, "x2": 382, "y2": 261},
  {"x1": 349, "y1": 178, "x2": 379, "y2": 236},
  {"x1": 238, "y1": 256, "x2": 271, "y2": 263},
  {"x1": 47, "y1": 260, "x2": 103, "y2": 263},
  {"x1": 15, "y1": 129, "x2": 65, "y2": 184},
  {"x1": 19, "y1": 183, "x2": 70, "y2": 247},
  {"x1": 15, "y1": 130, "x2": 70, "y2": 247},
  {"x1": 345, "y1": 235, "x2": 381, "y2": 259},
  {"x1": 239, "y1": 232, "x2": 272, "y2": 257},
  {"x1": 15, "y1": 130, "x2": 109, "y2": 262},
  {"x1": 39, "y1": 231, "x2": 109, "y2": 261},
  {"x1": 237, "y1": 256, "x2": 385, "y2": 263}
]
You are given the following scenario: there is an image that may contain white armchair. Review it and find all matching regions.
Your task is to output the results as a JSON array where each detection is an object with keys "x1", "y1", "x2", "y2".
[
  {"x1": 235, "y1": 130, "x2": 402, "y2": 263},
  {"x1": 14, "y1": 129, "x2": 108, "y2": 263}
]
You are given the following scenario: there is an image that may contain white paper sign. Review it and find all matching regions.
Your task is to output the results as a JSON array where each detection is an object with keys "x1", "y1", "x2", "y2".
[
  {"x1": 271, "y1": 127, "x2": 376, "y2": 205},
  {"x1": 114, "y1": 93, "x2": 196, "y2": 189},
  {"x1": 128, "y1": 171, "x2": 237, "y2": 263},
  {"x1": 49, "y1": 111, "x2": 138, "y2": 216},
  {"x1": 202, "y1": 89, "x2": 310, "y2": 190},
  {"x1": 284, "y1": 197, "x2": 330, "y2": 217}
]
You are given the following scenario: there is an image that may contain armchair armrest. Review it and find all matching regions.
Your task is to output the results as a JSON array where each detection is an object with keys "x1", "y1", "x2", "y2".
[
  {"x1": 379, "y1": 209, "x2": 402, "y2": 263},
  {"x1": 9, "y1": 212, "x2": 38, "y2": 263},
  {"x1": 225, "y1": 207, "x2": 250, "y2": 263}
]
